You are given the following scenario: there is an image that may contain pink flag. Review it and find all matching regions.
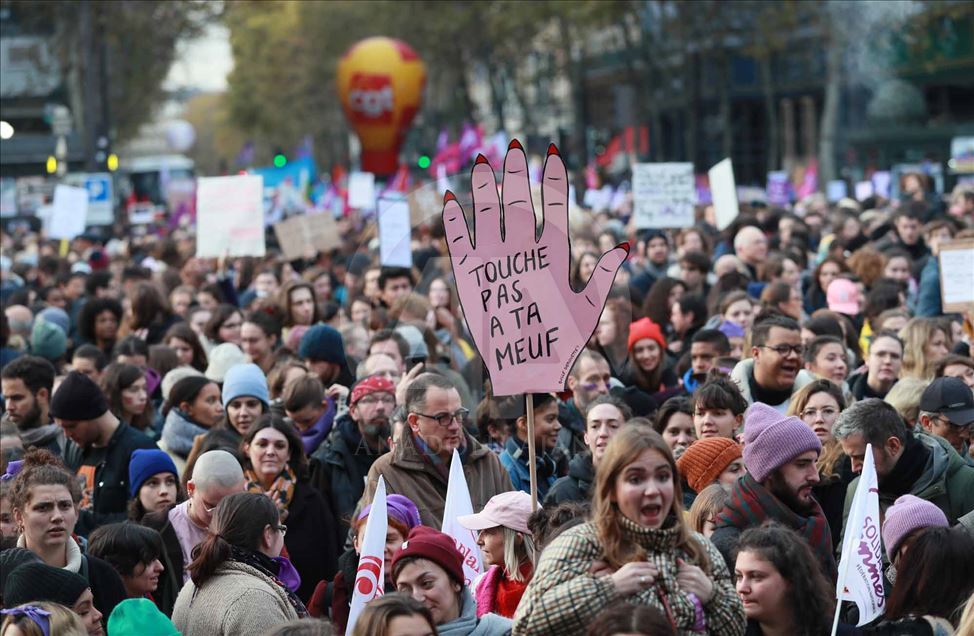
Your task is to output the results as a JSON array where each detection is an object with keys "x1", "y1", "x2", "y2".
[{"x1": 345, "y1": 477, "x2": 388, "y2": 635}]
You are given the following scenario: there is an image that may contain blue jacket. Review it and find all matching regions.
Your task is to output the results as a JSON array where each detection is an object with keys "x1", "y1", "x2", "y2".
[
  {"x1": 915, "y1": 255, "x2": 942, "y2": 317},
  {"x1": 499, "y1": 436, "x2": 556, "y2": 500}
]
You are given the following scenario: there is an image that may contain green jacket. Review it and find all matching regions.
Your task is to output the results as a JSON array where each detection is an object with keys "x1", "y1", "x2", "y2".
[{"x1": 842, "y1": 432, "x2": 974, "y2": 535}]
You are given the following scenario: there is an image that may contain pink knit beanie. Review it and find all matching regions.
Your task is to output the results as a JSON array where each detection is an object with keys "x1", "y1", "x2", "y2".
[
  {"x1": 742, "y1": 402, "x2": 821, "y2": 482},
  {"x1": 881, "y1": 494, "x2": 948, "y2": 561}
]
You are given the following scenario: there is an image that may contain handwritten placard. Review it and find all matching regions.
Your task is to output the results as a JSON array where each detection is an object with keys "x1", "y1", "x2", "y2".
[
  {"x1": 827, "y1": 180, "x2": 848, "y2": 203},
  {"x1": 939, "y1": 239, "x2": 974, "y2": 313},
  {"x1": 766, "y1": 171, "x2": 790, "y2": 206},
  {"x1": 632, "y1": 162, "x2": 694, "y2": 229},
  {"x1": 348, "y1": 171, "x2": 376, "y2": 210},
  {"x1": 196, "y1": 175, "x2": 265, "y2": 257},
  {"x1": 273, "y1": 213, "x2": 341, "y2": 261},
  {"x1": 709, "y1": 158, "x2": 739, "y2": 231}
]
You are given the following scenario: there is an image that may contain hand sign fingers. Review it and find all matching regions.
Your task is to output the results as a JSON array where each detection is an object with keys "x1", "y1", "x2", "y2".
[
  {"x1": 580, "y1": 244, "x2": 630, "y2": 311},
  {"x1": 471, "y1": 155, "x2": 502, "y2": 250},
  {"x1": 539, "y1": 144, "x2": 569, "y2": 253},
  {"x1": 442, "y1": 192, "x2": 472, "y2": 260},
  {"x1": 501, "y1": 139, "x2": 536, "y2": 244}
]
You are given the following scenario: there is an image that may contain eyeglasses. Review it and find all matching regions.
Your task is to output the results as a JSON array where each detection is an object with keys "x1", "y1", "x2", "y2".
[
  {"x1": 759, "y1": 344, "x2": 804, "y2": 357},
  {"x1": 414, "y1": 408, "x2": 470, "y2": 427},
  {"x1": 801, "y1": 407, "x2": 839, "y2": 420},
  {"x1": 274, "y1": 524, "x2": 287, "y2": 536},
  {"x1": 357, "y1": 395, "x2": 396, "y2": 406}
]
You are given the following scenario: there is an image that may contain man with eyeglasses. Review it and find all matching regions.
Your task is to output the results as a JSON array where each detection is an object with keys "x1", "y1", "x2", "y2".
[
  {"x1": 144, "y1": 450, "x2": 246, "y2": 584},
  {"x1": 360, "y1": 373, "x2": 512, "y2": 527},
  {"x1": 730, "y1": 315, "x2": 816, "y2": 414},
  {"x1": 918, "y1": 377, "x2": 974, "y2": 466},
  {"x1": 310, "y1": 375, "x2": 398, "y2": 533}
]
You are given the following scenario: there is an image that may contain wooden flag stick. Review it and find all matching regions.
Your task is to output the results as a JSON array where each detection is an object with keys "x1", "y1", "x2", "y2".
[{"x1": 526, "y1": 393, "x2": 538, "y2": 511}]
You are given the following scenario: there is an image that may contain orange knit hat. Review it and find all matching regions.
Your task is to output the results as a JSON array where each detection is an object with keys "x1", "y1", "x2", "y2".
[
  {"x1": 676, "y1": 437, "x2": 742, "y2": 493},
  {"x1": 627, "y1": 317, "x2": 666, "y2": 352}
]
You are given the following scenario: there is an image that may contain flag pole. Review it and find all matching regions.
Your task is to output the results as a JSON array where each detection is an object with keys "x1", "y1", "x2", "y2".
[
  {"x1": 830, "y1": 600, "x2": 842, "y2": 636},
  {"x1": 526, "y1": 393, "x2": 538, "y2": 511}
]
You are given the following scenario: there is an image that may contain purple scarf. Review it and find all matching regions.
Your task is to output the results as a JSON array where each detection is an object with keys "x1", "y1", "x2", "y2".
[{"x1": 300, "y1": 398, "x2": 335, "y2": 455}]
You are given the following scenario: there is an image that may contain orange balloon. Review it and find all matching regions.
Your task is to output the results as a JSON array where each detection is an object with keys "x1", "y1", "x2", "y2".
[{"x1": 337, "y1": 37, "x2": 426, "y2": 176}]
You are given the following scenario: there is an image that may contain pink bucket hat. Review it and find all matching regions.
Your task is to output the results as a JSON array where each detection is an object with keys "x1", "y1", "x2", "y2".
[
  {"x1": 826, "y1": 278, "x2": 862, "y2": 315},
  {"x1": 457, "y1": 490, "x2": 535, "y2": 535}
]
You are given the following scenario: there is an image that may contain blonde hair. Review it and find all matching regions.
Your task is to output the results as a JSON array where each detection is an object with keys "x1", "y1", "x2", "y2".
[
  {"x1": 0, "y1": 602, "x2": 87, "y2": 636},
  {"x1": 787, "y1": 380, "x2": 847, "y2": 479},
  {"x1": 885, "y1": 377, "x2": 928, "y2": 426},
  {"x1": 687, "y1": 484, "x2": 729, "y2": 536},
  {"x1": 957, "y1": 592, "x2": 974, "y2": 636},
  {"x1": 898, "y1": 318, "x2": 948, "y2": 380},
  {"x1": 593, "y1": 423, "x2": 709, "y2": 573},
  {"x1": 501, "y1": 526, "x2": 536, "y2": 583}
]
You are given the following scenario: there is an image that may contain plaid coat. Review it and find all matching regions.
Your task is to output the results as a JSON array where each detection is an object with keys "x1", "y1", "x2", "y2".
[{"x1": 512, "y1": 519, "x2": 745, "y2": 636}]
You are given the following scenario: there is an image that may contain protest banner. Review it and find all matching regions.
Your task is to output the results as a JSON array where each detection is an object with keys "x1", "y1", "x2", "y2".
[
  {"x1": 196, "y1": 175, "x2": 265, "y2": 258},
  {"x1": 48, "y1": 184, "x2": 89, "y2": 240},
  {"x1": 377, "y1": 196, "x2": 412, "y2": 268},
  {"x1": 273, "y1": 213, "x2": 341, "y2": 261},
  {"x1": 826, "y1": 180, "x2": 848, "y2": 202},
  {"x1": 442, "y1": 449, "x2": 482, "y2": 587},
  {"x1": 346, "y1": 477, "x2": 387, "y2": 635},
  {"x1": 855, "y1": 181, "x2": 873, "y2": 201},
  {"x1": 708, "y1": 158, "x2": 739, "y2": 231},
  {"x1": 766, "y1": 171, "x2": 790, "y2": 206},
  {"x1": 348, "y1": 171, "x2": 376, "y2": 210},
  {"x1": 871, "y1": 171, "x2": 892, "y2": 199},
  {"x1": 631, "y1": 162, "x2": 694, "y2": 229},
  {"x1": 833, "y1": 443, "x2": 884, "y2": 632},
  {"x1": 939, "y1": 238, "x2": 974, "y2": 313}
]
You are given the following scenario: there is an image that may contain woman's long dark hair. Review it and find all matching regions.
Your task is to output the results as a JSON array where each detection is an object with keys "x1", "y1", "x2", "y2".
[
  {"x1": 886, "y1": 526, "x2": 974, "y2": 625},
  {"x1": 736, "y1": 523, "x2": 834, "y2": 636},
  {"x1": 204, "y1": 304, "x2": 243, "y2": 344},
  {"x1": 642, "y1": 278, "x2": 685, "y2": 329},
  {"x1": 164, "y1": 322, "x2": 208, "y2": 372},
  {"x1": 99, "y1": 362, "x2": 153, "y2": 431},
  {"x1": 129, "y1": 282, "x2": 174, "y2": 331},
  {"x1": 186, "y1": 492, "x2": 279, "y2": 588},
  {"x1": 241, "y1": 414, "x2": 308, "y2": 480}
]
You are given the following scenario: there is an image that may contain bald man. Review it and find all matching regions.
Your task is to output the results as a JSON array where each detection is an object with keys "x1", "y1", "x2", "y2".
[
  {"x1": 4, "y1": 305, "x2": 33, "y2": 348},
  {"x1": 734, "y1": 226, "x2": 769, "y2": 278}
]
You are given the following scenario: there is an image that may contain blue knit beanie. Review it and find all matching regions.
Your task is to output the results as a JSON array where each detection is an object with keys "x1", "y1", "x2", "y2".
[
  {"x1": 128, "y1": 449, "x2": 179, "y2": 497},
  {"x1": 221, "y1": 363, "x2": 269, "y2": 409},
  {"x1": 31, "y1": 317, "x2": 67, "y2": 361},
  {"x1": 298, "y1": 324, "x2": 346, "y2": 364}
]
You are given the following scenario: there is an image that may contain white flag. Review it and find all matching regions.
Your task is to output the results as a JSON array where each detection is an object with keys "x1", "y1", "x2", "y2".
[
  {"x1": 345, "y1": 477, "x2": 388, "y2": 636},
  {"x1": 441, "y1": 448, "x2": 483, "y2": 586},
  {"x1": 835, "y1": 443, "x2": 885, "y2": 626}
]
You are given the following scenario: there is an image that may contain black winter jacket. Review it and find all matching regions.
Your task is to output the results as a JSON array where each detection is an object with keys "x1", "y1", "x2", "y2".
[{"x1": 544, "y1": 452, "x2": 595, "y2": 506}]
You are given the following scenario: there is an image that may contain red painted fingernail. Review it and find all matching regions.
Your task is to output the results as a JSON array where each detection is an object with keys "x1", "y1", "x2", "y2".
[
  {"x1": 616, "y1": 241, "x2": 630, "y2": 253},
  {"x1": 443, "y1": 190, "x2": 456, "y2": 203},
  {"x1": 547, "y1": 143, "x2": 560, "y2": 157},
  {"x1": 475, "y1": 154, "x2": 489, "y2": 165},
  {"x1": 508, "y1": 139, "x2": 523, "y2": 151}
]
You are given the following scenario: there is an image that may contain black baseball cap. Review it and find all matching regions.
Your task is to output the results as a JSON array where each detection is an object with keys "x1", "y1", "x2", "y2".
[{"x1": 920, "y1": 377, "x2": 974, "y2": 427}]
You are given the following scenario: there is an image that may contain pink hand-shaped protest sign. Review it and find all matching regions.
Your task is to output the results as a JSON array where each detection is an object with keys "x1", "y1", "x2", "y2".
[{"x1": 442, "y1": 140, "x2": 628, "y2": 396}]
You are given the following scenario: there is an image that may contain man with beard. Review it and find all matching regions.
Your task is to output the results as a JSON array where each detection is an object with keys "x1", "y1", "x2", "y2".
[
  {"x1": 310, "y1": 375, "x2": 396, "y2": 535},
  {"x1": 1, "y1": 355, "x2": 64, "y2": 455},
  {"x1": 835, "y1": 398, "x2": 974, "y2": 535},
  {"x1": 730, "y1": 315, "x2": 816, "y2": 414},
  {"x1": 710, "y1": 402, "x2": 836, "y2": 581}
]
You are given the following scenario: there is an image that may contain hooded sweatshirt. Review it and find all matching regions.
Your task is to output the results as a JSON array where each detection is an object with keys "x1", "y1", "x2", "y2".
[{"x1": 438, "y1": 586, "x2": 512, "y2": 636}]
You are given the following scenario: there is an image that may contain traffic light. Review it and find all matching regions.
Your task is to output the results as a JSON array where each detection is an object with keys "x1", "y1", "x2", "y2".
[
  {"x1": 417, "y1": 154, "x2": 431, "y2": 169},
  {"x1": 273, "y1": 153, "x2": 287, "y2": 168},
  {"x1": 107, "y1": 153, "x2": 119, "y2": 172},
  {"x1": 46, "y1": 156, "x2": 58, "y2": 174}
]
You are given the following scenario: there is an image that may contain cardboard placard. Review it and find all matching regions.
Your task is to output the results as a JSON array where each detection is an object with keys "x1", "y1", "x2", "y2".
[
  {"x1": 273, "y1": 213, "x2": 341, "y2": 261},
  {"x1": 408, "y1": 182, "x2": 441, "y2": 226},
  {"x1": 348, "y1": 171, "x2": 376, "y2": 210},
  {"x1": 939, "y1": 239, "x2": 974, "y2": 313},
  {"x1": 196, "y1": 175, "x2": 265, "y2": 257},
  {"x1": 631, "y1": 162, "x2": 694, "y2": 229},
  {"x1": 377, "y1": 197, "x2": 412, "y2": 268},
  {"x1": 48, "y1": 185, "x2": 89, "y2": 240},
  {"x1": 709, "y1": 158, "x2": 739, "y2": 231}
]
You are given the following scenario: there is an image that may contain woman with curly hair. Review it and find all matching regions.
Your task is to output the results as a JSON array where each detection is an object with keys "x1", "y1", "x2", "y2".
[
  {"x1": 78, "y1": 297, "x2": 123, "y2": 356},
  {"x1": 734, "y1": 523, "x2": 834, "y2": 636},
  {"x1": 513, "y1": 423, "x2": 745, "y2": 635},
  {"x1": 899, "y1": 317, "x2": 951, "y2": 380}
]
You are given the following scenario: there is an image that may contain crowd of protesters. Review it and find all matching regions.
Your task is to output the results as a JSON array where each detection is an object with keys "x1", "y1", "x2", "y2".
[{"x1": 2, "y1": 162, "x2": 974, "y2": 636}]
